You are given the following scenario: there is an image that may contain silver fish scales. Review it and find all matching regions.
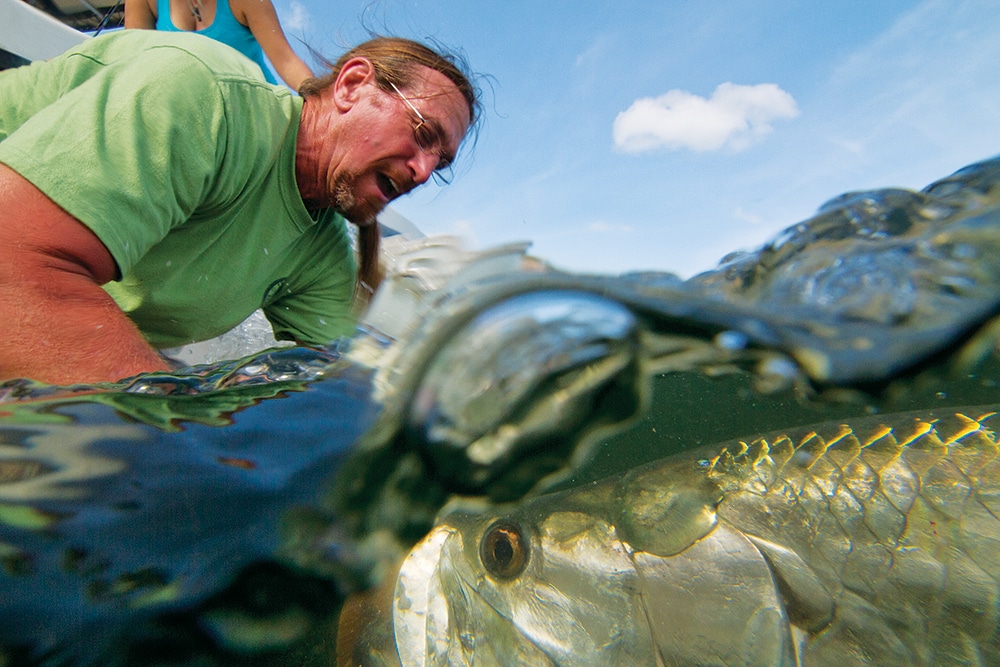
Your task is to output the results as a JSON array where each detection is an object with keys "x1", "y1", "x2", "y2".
[{"x1": 707, "y1": 408, "x2": 1000, "y2": 665}]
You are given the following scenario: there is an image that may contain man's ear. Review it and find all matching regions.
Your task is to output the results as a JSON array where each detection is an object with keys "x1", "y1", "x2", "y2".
[{"x1": 332, "y1": 57, "x2": 375, "y2": 112}]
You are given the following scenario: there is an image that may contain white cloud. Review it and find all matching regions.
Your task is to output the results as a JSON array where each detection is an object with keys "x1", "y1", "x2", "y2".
[
  {"x1": 613, "y1": 82, "x2": 800, "y2": 153},
  {"x1": 280, "y1": 1, "x2": 310, "y2": 33}
]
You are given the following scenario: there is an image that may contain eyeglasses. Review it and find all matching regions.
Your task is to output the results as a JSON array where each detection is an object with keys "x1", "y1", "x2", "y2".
[{"x1": 389, "y1": 81, "x2": 455, "y2": 184}]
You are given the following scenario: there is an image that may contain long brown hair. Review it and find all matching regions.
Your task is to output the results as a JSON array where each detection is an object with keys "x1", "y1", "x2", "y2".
[
  {"x1": 300, "y1": 37, "x2": 482, "y2": 311},
  {"x1": 300, "y1": 37, "x2": 480, "y2": 129}
]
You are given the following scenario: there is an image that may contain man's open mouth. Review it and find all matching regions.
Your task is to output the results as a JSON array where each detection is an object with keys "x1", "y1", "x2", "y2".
[{"x1": 376, "y1": 173, "x2": 399, "y2": 200}]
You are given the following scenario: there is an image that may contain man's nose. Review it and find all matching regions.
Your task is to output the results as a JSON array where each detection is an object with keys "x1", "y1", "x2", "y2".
[{"x1": 410, "y1": 151, "x2": 438, "y2": 185}]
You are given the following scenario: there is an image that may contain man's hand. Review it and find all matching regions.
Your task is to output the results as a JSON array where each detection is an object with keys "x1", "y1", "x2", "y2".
[{"x1": 0, "y1": 164, "x2": 171, "y2": 384}]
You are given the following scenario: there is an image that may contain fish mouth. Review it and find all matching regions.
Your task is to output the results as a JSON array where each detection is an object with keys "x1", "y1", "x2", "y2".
[{"x1": 393, "y1": 525, "x2": 455, "y2": 667}]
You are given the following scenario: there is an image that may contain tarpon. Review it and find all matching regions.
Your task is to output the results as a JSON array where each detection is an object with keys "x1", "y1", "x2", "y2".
[{"x1": 387, "y1": 406, "x2": 1000, "y2": 666}]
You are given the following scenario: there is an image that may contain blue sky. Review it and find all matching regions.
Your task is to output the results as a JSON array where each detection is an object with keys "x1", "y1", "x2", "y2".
[{"x1": 275, "y1": 0, "x2": 1000, "y2": 278}]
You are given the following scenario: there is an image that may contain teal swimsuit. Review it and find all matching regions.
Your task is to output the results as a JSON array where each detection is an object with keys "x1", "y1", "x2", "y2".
[{"x1": 155, "y1": 0, "x2": 277, "y2": 84}]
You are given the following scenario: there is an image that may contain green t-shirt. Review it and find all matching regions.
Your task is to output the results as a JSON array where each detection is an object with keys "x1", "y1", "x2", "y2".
[{"x1": 0, "y1": 30, "x2": 357, "y2": 348}]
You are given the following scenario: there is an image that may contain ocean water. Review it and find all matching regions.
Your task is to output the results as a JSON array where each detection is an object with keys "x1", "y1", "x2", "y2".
[{"x1": 2, "y1": 156, "x2": 1000, "y2": 664}]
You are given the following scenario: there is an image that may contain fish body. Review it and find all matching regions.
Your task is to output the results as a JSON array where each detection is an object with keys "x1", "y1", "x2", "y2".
[{"x1": 392, "y1": 406, "x2": 1000, "y2": 666}]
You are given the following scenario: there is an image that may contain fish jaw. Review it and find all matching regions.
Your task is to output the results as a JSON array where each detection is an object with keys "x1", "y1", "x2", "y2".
[{"x1": 394, "y1": 524, "x2": 456, "y2": 667}]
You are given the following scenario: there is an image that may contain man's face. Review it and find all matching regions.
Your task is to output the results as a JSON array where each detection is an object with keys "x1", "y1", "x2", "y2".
[{"x1": 312, "y1": 65, "x2": 471, "y2": 226}]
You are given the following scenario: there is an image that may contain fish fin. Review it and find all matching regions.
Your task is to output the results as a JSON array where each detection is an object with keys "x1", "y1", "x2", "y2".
[
  {"x1": 803, "y1": 590, "x2": 918, "y2": 665},
  {"x1": 745, "y1": 533, "x2": 834, "y2": 632}
]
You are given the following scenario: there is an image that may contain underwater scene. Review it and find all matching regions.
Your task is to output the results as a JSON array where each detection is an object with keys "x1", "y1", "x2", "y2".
[{"x1": 3, "y1": 155, "x2": 1000, "y2": 665}]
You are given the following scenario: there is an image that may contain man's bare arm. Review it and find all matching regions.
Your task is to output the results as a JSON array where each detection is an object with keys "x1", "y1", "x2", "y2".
[{"x1": 0, "y1": 164, "x2": 171, "y2": 384}]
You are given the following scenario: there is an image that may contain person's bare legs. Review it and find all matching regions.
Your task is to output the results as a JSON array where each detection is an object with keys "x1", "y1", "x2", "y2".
[{"x1": 0, "y1": 164, "x2": 170, "y2": 384}]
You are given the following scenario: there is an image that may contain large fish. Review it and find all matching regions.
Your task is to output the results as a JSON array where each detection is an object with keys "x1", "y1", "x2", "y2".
[{"x1": 385, "y1": 406, "x2": 1000, "y2": 666}]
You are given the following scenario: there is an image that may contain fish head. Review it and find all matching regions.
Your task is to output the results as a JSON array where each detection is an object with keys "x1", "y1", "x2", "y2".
[
  {"x1": 391, "y1": 489, "x2": 795, "y2": 667},
  {"x1": 392, "y1": 500, "x2": 651, "y2": 666}
]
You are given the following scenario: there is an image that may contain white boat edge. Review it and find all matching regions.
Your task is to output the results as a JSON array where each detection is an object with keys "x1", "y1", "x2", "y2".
[{"x1": 1, "y1": 0, "x2": 89, "y2": 62}]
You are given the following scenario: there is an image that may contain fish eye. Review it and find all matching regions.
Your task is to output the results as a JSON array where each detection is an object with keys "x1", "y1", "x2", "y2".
[{"x1": 479, "y1": 520, "x2": 529, "y2": 580}]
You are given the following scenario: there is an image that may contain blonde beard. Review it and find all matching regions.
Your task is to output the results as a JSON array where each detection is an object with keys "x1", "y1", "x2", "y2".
[{"x1": 333, "y1": 177, "x2": 382, "y2": 227}]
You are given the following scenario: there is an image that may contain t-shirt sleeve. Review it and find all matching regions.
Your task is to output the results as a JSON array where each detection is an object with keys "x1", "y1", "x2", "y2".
[{"x1": 0, "y1": 45, "x2": 228, "y2": 275}]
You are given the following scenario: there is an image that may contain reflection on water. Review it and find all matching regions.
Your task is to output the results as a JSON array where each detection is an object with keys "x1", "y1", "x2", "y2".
[
  {"x1": 1, "y1": 156, "x2": 1000, "y2": 664},
  {"x1": 0, "y1": 344, "x2": 382, "y2": 665}
]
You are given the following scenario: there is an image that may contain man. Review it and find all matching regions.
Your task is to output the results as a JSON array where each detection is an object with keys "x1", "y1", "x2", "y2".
[{"x1": 0, "y1": 30, "x2": 478, "y2": 385}]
